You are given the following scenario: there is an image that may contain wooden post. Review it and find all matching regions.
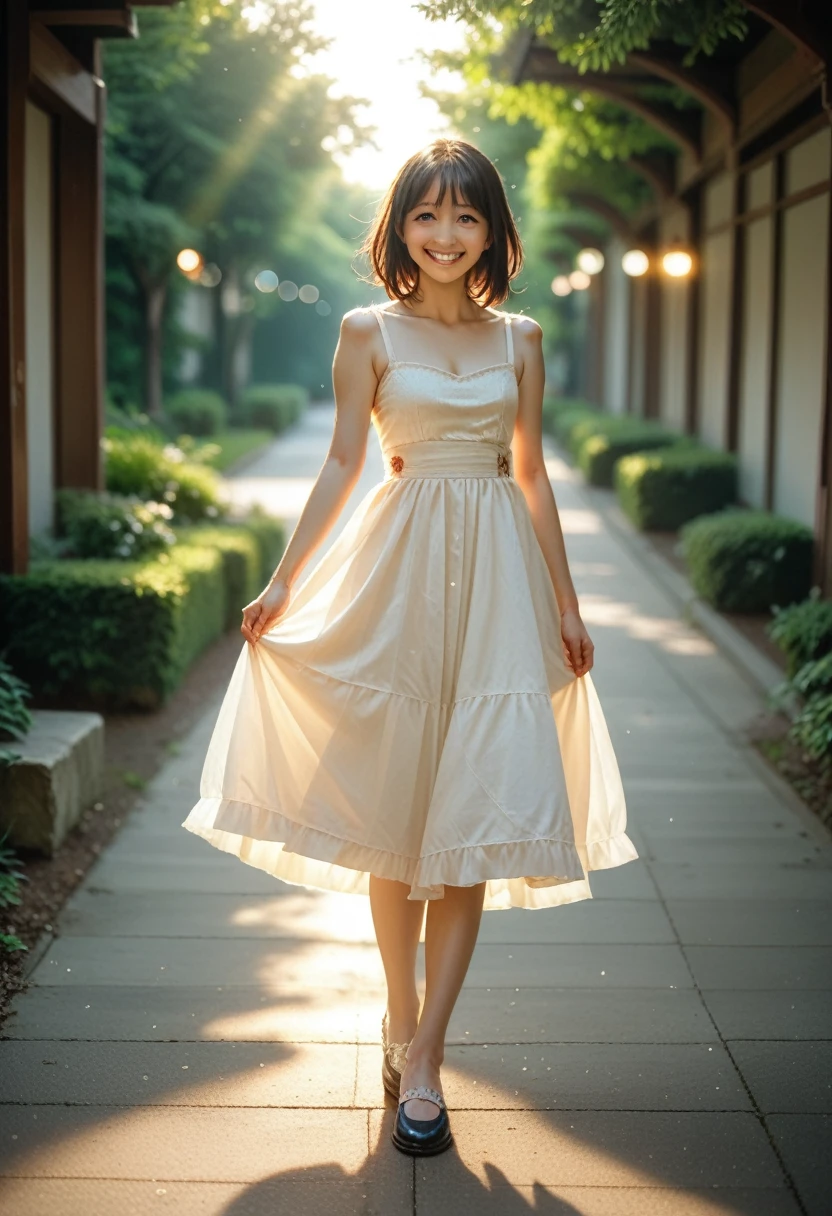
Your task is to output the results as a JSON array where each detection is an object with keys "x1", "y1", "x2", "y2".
[{"x1": 0, "y1": 1, "x2": 29, "y2": 573}]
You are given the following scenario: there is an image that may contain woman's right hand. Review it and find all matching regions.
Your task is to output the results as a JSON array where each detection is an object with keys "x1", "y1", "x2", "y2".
[{"x1": 240, "y1": 577, "x2": 291, "y2": 645}]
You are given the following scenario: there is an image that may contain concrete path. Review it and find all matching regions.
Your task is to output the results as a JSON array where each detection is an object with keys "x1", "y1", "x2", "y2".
[{"x1": 2, "y1": 405, "x2": 830, "y2": 1215}]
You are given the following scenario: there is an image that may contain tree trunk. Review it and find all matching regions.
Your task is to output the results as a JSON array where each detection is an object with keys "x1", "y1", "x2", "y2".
[{"x1": 144, "y1": 280, "x2": 167, "y2": 417}]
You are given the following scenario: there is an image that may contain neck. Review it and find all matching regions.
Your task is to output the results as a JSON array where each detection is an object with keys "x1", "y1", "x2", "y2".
[{"x1": 397, "y1": 278, "x2": 487, "y2": 325}]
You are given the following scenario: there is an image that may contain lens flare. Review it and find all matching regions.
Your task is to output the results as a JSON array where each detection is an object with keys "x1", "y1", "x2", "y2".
[
  {"x1": 254, "y1": 270, "x2": 279, "y2": 293},
  {"x1": 299, "y1": 284, "x2": 320, "y2": 304},
  {"x1": 568, "y1": 270, "x2": 591, "y2": 291},
  {"x1": 176, "y1": 248, "x2": 202, "y2": 275},
  {"x1": 551, "y1": 275, "x2": 572, "y2": 297},
  {"x1": 622, "y1": 250, "x2": 649, "y2": 277},
  {"x1": 662, "y1": 250, "x2": 693, "y2": 278},
  {"x1": 577, "y1": 248, "x2": 605, "y2": 275},
  {"x1": 278, "y1": 280, "x2": 299, "y2": 301}
]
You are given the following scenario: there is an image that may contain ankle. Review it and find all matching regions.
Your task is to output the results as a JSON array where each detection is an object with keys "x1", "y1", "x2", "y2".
[
  {"x1": 385, "y1": 1003, "x2": 419, "y2": 1041},
  {"x1": 402, "y1": 1040, "x2": 444, "y2": 1071}
]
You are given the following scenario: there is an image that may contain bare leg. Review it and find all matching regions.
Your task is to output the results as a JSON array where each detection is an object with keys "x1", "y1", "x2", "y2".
[
  {"x1": 399, "y1": 882, "x2": 486, "y2": 1119},
  {"x1": 369, "y1": 875, "x2": 425, "y2": 1044}
]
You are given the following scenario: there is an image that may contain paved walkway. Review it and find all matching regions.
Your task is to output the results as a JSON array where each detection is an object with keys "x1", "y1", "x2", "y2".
[{"x1": 2, "y1": 404, "x2": 830, "y2": 1215}]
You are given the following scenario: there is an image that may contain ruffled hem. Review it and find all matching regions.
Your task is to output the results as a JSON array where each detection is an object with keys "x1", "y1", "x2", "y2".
[{"x1": 182, "y1": 796, "x2": 638, "y2": 911}]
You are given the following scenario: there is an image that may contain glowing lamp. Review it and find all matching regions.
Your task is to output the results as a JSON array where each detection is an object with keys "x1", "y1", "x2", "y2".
[
  {"x1": 662, "y1": 249, "x2": 693, "y2": 278},
  {"x1": 551, "y1": 275, "x2": 572, "y2": 297},
  {"x1": 568, "y1": 269, "x2": 591, "y2": 291},
  {"x1": 577, "y1": 247, "x2": 605, "y2": 276},
  {"x1": 622, "y1": 249, "x2": 649, "y2": 277},
  {"x1": 176, "y1": 248, "x2": 202, "y2": 276}
]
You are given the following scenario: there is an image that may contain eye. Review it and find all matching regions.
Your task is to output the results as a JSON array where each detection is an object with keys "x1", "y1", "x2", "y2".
[
  {"x1": 458, "y1": 213, "x2": 478, "y2": 224},
  {"x1": 415, "y1": 211, "x2": 435, "y2": 222}
]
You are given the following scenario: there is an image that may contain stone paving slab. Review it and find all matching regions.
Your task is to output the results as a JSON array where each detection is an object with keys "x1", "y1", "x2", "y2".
[
  {"x1": 664, "y1": 899, "x2": 832, "y2": 946},
  {"x1": 684, "y1": 946, "x2": 832, "y2": 991},
  {"x1": 0, "y1": 1041, "x2": 359, "y2": 1107},
  {"x1": 86, "y1": 857, "x2": 289, "y2": 895},
  {"x1": 765, "y1": 1114, "x2": 831, "y2": 1216},
  {"x1": 414, "y1": 1183, "x2": 803, "y2": 1215},
  {"x1": 0, "y1": 1105, "x2": 371, "y2": 1180},
  {"x1": 643, "y1": 838, "x2": 829, "y2": 865},
  {"x1": 727, "y1": 1042, "x2": 832, "y2": 1113},
  {"x1": 2, "y1": 985, "x2": 367, "y2": 1043},
  {"x1": 650, "y1": 863, "x2": 832, "y2": 901},
  {"x1": 407, "y1": 1110, "x2": 786, "y2": 1189},
  {"x1": 463, "y1": 943, "x2": 693, "y2": 988},
  {"x1": 700, "y1": 990, "x2": 832, "y2": 1040},
  {"x1": 356, "y1": 1043, "x2": 749, "y2": 1111}
]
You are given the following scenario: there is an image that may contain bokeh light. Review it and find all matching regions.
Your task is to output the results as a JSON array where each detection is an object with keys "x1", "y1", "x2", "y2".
[
  {"x1": 662, "y1": 250, "x2": 693, "y2": 278},
  {"x1": 199, "y1": 263, "x2": 222, "y2": 288},
  {"x1": 577, "y1": 247, "x2": 605, "y2": 275},
  {"x1": 551, "y1": 275, "x2": 572, "y2": 297},
  {"x1": 278, "y1": 280, "x2": 299, "y2": 301},
  {"x1": 315, "y1": 300, "x2": 332, "y2": 316},
  {"x1": 622, "y1": 249, "x2": 650, "y2": 277},
  {"x1": 176, "y1": 248, "x2": 202, "y2": 275},
  {"x1": 568, "y1": 269, "x2": 592, "y2": 291},
  {"x1": 254, "y1": 270, "x2": 279, "y2": 293},
  {"x1": 299, "y1": 284, "x2": 320, "y2": 304}
]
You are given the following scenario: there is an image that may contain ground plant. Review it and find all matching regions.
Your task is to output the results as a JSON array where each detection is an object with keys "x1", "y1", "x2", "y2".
[{"x1": 57, "y1": 490, "x2": 176, "y2": 561}]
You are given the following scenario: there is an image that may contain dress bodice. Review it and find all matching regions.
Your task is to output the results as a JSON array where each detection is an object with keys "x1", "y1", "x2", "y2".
[{"x1": 369, "y1": 306, "x2": 519, "y2": 456}]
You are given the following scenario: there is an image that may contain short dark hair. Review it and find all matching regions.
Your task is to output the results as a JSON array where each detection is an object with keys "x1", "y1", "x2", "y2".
[{"x1": 361, "y1": 139, "x2": 523, "y2": 307}]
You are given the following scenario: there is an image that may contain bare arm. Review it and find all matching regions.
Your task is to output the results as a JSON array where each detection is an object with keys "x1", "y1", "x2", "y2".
[
  {"x1": 241, "y1": 309, "x2": 383, "y2": 643},
  {"x1": 510, "y1": 317, "x2": 594, "y2": 677}
]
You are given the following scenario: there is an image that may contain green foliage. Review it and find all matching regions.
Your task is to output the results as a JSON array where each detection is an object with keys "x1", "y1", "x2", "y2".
[
  {"x1": 165, "y1": 389, "x2": 228, "y2": 437},
  {"x1": 541, "y1": 396, "x2": 594, "y2": 436},
  {"x1": 0, "y1": 547, "x2": 225, "y2": 710},
  {"x1": 679, "y1": 510, "x2": 815, "y2": 614},
  {"x1": 615, "y1": 445, "x2": 738, "y2": 531},
  {"x1": 177, "y1": 525, "x2": 261, "y2": 628},
  {"x1": 240, "y1": 384, "x2": 308, "y2": 434},
  {"x1": 57, "y1": 490, "x2": 176, "y2": 561},
  {"x1": 791, "y1": 653, "x2": 832, "y2": 701},
  {"x1": 187, "y1": 429, "x2": 273, "y2": 472},
  {"x1": 790, "y1": 693, "x2": 832, "y2": 767},
  {"x1": 0, "y1": 830, "x2": 27, "y2": 955},
  {"x1": 767, "y1": 592, "x2": 832, "y2": 677},
  {"x1": 578, "y1": 425, "x2": 689, "y2": 487},
  {"x1": 103, "y1": 433, "x2": 225, "y2": 522},
  {"x1": 0, "y1": 659, "x2": 32, "y2": 744},
  {"x1": 238, "y1": 509, "x2": 288, "y2": 584},
  {"x1": 549, "y1": 404, "x2": 601, "y2": 447}
]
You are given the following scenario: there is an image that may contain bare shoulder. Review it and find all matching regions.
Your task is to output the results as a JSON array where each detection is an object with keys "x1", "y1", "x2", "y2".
[
  {"x1": 509, "y1": 313, "x2": 543, "y2": 346},
  {"x1": 339, "y1": 306, "x2": 382, "y2": 347}
]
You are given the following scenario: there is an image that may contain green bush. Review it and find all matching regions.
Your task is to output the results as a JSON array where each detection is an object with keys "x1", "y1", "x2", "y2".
[
  {"x1": 0, "y1": 659, "x2": 32, "y2": 759},
  {"x1": 238, "y1": 509, "x2": 286, "y2": 584},
  {"x1": 541, "y1": 396, "x2": 596, "y2": 437},
  {"x1": 0, "y1": 546, "x2": 225, "y2": 709},
  {"x1": 790, "y1": 692, "x2": 832, "y2": 766},
  {"x1": 240, "y1": 384, "x2": 308, "y2": 434},
  {"x1": 57, "y1": 490, "x2": 176, "y2": 560},
  {"x1": 577, "y1": 424, "x2": 689, "y2": 488},
  {"x1": 165, "y1": 389, "x2": 228, "y2": 437},
  {"x1": 791, "y1": 652, "x2": 832, "y2": 700},
  {"x1": 103, "y1": 433, "x2": 225, "y2": 522},
  {"x1": 679, "y1": 509, "x2": 814, "y2": 613},
  {"x1": 767, "y1": 592, "x2": 832, "y2": 676},
  {"x1": 550, "y1": 405, "x2": 600, "y2": 449},
  {"x1": 615, "y1": 445, "x2": 738, "y2": 531},
  {"x1": 178, "y1": 526, "x2": 261, "y2": 628}
]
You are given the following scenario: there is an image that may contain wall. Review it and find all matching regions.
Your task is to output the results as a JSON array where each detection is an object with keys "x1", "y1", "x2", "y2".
[{"x1": 601, "y1": 236, "x2": 629, "y2": 414}]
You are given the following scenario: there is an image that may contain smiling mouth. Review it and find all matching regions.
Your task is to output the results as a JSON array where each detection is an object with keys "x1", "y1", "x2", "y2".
[{"x1": 425, "y1": 250, "x2": 465, "y2": 265}]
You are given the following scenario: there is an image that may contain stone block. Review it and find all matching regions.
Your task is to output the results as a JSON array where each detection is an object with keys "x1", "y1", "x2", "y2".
[{"x1": 0, "y1": 711, "x2": 104, "y2": 854}]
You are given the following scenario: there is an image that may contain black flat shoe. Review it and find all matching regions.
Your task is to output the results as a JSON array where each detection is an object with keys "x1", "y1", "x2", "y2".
[{"x1": 392, "y1": 1086, "x2": 453, "y2": 1157}]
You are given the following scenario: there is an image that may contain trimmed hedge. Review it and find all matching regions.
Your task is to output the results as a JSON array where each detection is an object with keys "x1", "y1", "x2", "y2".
[
  {"x1": 767, "y1": 593, "x2": 832, "y2": 676},
  {"x1": 0, "y1": 516, "x2": 286, "y2": 709},
  {"x1": 549, "y1": 405, "x2": 601, "y2": 450},
  {"x1": 679, "y1": 509, "x2": 814, "y2": 613},
  {"x1": 165, "y1": 389, "x2": 228, "y2": 437},
  {"x1": 615, "y1": 445, "x2": 738, "y2": 531},
  {"x1": 103, "y1": 433, "x2": 225, "y2": 522},
  {"x1": 541, "y1": 396, "x2": 596, "y2": 438},
  {"x1": 0, "y1": 546, "x2": 225, "y2": 709},
  {"x1": 577, "y1": 423, "x2": 690, "y2": 488},
  {"x1": 57, "y1": 490, "x2": 176, "y2": 560},
  {"x1": 240, "y1": 384, "x2": 308, "y2": 434}
]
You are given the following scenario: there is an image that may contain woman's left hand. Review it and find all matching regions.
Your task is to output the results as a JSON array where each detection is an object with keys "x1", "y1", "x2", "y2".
[{"x1": 561, "y1": 606, "x2": 594, "y2": 677}]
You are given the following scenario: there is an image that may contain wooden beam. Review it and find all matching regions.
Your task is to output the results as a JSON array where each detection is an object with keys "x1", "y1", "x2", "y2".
[
  {"x1": 564, "y1": 191, "x2": 635, "y2": 241},
  {"x1": 628, "y1": 47, "x2": 737, "y2": 132},
  {"x1": 0, "y1": 2, "x2": 30, "y2": 574},
  {"x1": 30, "y1": 22, "x2": 98, "y2": 125},
  {"x1": 519, "y1": 46, "x2": 702, "y2": 161},
  {"x1": 34, "y1": 10, "x2": 134, "y2": 31},
  {"x1": 627, "y1": 152, "x2": 676, "y2": 200},
  {"x1": 741, "y1": 1, "x2": 830, "y2": 66}
]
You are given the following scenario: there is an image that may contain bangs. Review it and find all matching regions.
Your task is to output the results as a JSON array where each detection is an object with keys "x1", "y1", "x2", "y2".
[{"x1": 361, "y1": 139, "x2": 524, "y2": 307}]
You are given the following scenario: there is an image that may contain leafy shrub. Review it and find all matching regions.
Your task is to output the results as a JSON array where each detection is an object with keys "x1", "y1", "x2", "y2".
[
  {"x1": 541, "y1": 396, "x2": 596, "y2": 437},
  {"x1": 0, "y1": 831, "x2": 27, "y2": 954},
  {"x1": 237, "y1": 508, "x2": 286, "y2": 584},
  {"x1": 791, "y1": 652, "x2": 832, "y2": 700},
  {"x1": 0, "y1": 658, "x2": 32, "y2": 767},
  {"x1": 178, "y1": 526, "x2": 261, "y2": 628},
  {"x1": 577, "y1": 424, "x2": 690, "y2": 488},
  {"x1": 790, "y1": 693, "x2": 832, "y2": 767},
  {"x1": 550, "y1": 405, "x2": 600, "y2": 449},
  {"x1": 615, "y1": 445, "x2": 738, "y2": 530},
  {"x1": 57, "y1": 490, "x2": 176, "y2": 560},
  {"x1": 679, "y1": 509, "x2": 814, "y2": 613},
  {"x1": 103, "y1": 433, "x2": 225, "y2": 522},
  {"x1": 767, "y1": 591, "x2": 832, "y2": 676},
  {"x1": 240, "y1": 384, "x2": 308, "y2": 434},
  {"x1": 0, "y1": 547, "x2": 225, "y2": 709},
  {"x1": 165, "y1": 389, "x2": 228, "y2": 437}
]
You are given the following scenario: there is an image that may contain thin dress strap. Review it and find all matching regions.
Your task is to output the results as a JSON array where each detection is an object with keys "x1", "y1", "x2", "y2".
[
  {"x1": 371, "y1": 306, "x2": 396, "y2": 364},
  {"x1": 504, "y1": 313, "x2": 514, "y2": 367}
]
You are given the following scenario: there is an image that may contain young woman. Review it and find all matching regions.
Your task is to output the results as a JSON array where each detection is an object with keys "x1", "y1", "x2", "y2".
[{"x1": 182, "y1": 139, "x2": 637, "y2": 1157}]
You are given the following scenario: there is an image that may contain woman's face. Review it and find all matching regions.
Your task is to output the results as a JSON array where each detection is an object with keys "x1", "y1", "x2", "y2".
[{"x1": 400, "y1": 174, "x2": 491, "y2": 287}]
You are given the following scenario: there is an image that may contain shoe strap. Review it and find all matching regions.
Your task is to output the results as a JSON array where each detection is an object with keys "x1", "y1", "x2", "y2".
[{"x1": 400, "y1": 1085, "x2": 445, "y2": 1110}]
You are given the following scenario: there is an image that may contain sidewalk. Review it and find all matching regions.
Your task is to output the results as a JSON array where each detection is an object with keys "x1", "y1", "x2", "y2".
[{"x1": 2, "y1": 404, "x2": 830, "y2": 1215}]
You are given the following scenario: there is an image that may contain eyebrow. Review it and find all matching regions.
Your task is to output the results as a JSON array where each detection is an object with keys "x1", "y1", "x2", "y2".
[{"x1": 413, "y1": 199, "x2": 475, "y2": 210}]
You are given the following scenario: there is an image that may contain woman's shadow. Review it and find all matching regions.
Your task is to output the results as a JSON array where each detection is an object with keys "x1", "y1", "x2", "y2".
[{"x1": 217, "y1": 1106, "x2": 582, "y2": 1215}]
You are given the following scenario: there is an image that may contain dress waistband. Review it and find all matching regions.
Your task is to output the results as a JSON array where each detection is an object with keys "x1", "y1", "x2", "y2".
[{"x1": 382, "y1": 439, "x2": 513, "y2": 481}]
